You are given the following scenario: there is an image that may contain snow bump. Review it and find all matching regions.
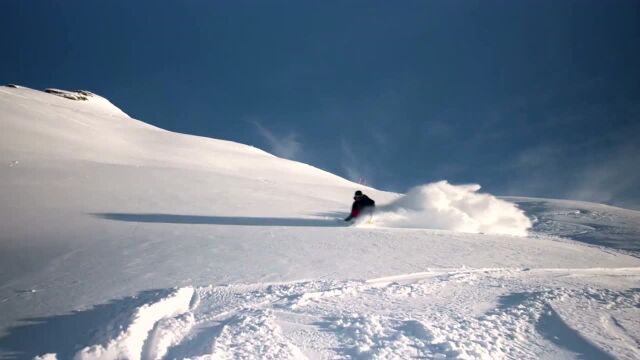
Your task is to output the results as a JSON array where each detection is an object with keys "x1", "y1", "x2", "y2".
[{"x1": 73, "y1": 287, "x2": 195, "y2": 360}]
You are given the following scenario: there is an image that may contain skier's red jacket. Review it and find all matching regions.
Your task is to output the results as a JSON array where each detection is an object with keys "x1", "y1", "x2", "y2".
[{"x1": 346, "y1": 195, "x2": 375, "y2": 220}]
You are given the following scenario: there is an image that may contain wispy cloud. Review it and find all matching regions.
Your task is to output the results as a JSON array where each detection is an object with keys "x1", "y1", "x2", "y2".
[
  {"x1": 568, "y1": 141, "x2": 640, "y2": 209},
  {"x1": 507, "y1": 139, "x2": 640, "y2": 210},
  {"x1": 340, "y1": 138, "x2": 373, "y2": 186},
  {"x1": 513, "y1": 144, "x2": 562, "y2": 169},
  {"x1": 252, "y1": 121, "x2": 302, "y2": 160}
]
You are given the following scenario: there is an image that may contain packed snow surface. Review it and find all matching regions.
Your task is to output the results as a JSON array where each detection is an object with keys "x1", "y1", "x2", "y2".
[{"x1": 0, "y1": 86, "x2": 639, "y2": 359}]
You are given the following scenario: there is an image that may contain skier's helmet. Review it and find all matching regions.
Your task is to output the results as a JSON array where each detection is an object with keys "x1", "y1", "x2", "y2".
[{"x1": 354, "y1": 190, "x2": 363, "y2": 199}]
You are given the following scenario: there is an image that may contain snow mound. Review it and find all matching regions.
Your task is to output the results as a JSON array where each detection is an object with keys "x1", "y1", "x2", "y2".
[
  {"x1": 45, "y1": 88, "x2": 95, "y2": 101},
  {"x1": 75, "y1": 287, "x2": 195, "y2": 360},
  {"x1": 43, "y1": 88, "x2": 129, "y2": 117},
  {"x1": 365, "y1": 180, "x2": 532, "y2": 236}
]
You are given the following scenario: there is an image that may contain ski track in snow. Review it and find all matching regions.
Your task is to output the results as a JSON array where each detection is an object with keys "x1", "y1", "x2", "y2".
[{"x1": 34, "y1": 267, "x2": 640, "y2": 360}]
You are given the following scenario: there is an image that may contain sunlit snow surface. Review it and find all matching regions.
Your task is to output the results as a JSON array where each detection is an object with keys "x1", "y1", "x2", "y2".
[{"x1": 0, "y1": 86, "x2": 639, "y2": 359}]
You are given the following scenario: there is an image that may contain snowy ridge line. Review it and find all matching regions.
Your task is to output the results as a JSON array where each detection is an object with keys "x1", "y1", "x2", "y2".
[
  {"x1": 3, "y1": 85, "x2": 130, "y2": 118},
  {"x1": 366, "y1": 267, "x2": 640, "y2": 283}
]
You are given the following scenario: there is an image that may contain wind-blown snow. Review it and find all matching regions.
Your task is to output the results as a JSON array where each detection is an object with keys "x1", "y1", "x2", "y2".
[
  {"x1": 366, "y1": 181, "x2": 532, "y2": 236},
  {"x1": 1, "y1": 85, "x2": 639, "y2": 360}
]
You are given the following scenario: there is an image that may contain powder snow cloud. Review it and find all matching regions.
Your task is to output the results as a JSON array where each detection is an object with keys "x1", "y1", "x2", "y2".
[{"x1": 362, "y1": 181, "x2": 532, "y2": 236}]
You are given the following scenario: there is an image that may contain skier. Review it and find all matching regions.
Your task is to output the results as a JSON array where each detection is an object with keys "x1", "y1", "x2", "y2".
[{"x1": 345, "y1": 190, "x2": 375, "y2": 221}]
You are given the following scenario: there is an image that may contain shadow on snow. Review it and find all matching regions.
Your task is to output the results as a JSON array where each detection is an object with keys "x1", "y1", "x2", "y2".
[
  {"x1": 93, "y1": 213, "x2": 347, "y2": 227},
  {"x1": 0, "y1": 289, "x2": 173, "y2": 360},
  {"x1": 496, "y1": 291, "x2": 617, "y2": 360},
  {"x1": 536, "y1": 305, "x2": 616, "y2": 360}
]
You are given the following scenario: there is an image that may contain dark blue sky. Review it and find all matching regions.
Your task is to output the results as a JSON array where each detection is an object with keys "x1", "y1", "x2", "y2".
[{"x1": 2, "y1": 1, "x2": 639, "y2": 208}]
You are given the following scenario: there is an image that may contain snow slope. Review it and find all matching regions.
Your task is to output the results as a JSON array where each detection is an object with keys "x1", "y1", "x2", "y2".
[{"x1": 0, "y1": 86, "x2": 639, "y2": 359}]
